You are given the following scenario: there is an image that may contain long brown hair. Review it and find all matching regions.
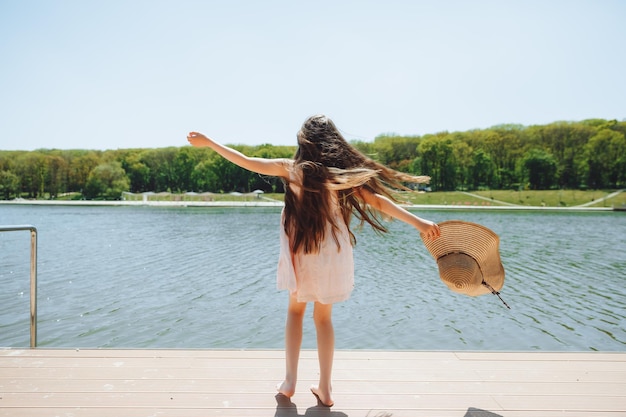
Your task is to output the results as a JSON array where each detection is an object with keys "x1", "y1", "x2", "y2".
[{"x1": 284, "y1": 114, "x2": 429, "y2": 254}]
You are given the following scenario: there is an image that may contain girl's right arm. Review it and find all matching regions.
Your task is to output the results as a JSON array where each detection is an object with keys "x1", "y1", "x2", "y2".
[{"x1": 187, "y1": 132, "x2": 290, "y2": 178}]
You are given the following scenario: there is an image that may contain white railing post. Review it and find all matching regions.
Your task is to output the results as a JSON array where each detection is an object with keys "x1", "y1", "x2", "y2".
[{"x1": 1, "y1": 225, "x2": 38, "y2": 348}]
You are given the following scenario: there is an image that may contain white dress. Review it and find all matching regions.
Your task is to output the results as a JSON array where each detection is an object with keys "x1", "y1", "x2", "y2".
[{"x1": 276, "y1": 170, "x2": 354, "y2": 304}]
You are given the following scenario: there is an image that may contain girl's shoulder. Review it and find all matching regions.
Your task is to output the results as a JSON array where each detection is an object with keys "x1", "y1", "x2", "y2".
[
  {"x1": 268, "y1": 158, "x2": 294, "y2": 180},
  {"x1": 285, "y1": 161, "x2": 301, "y2": 185}
]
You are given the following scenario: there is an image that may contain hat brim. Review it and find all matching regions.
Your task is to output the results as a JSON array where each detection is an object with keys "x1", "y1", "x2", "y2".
[{"x1": 422, "y1": 220, "x2": 505, "y2": 295}]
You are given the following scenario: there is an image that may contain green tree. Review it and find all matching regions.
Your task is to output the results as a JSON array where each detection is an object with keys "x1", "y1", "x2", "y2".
[
  {"x1": 191, "y1": 159, "x2": 219, "y2": 192},
  {"x1": 83, "y1": 162, "x2": 130, "y2": 200},
  {"x1": 479, "y1": 126, "x2": 524, "y2": 189},
  {"x1": 470, "y1": 149, "x2": 496, "y2": 190},
  {"x1": 417, "y1": 133, "x2": 456, "y2": 191},
  {"x1": 15, "y1": 152, "x2": 46, "y2": 198},
  {"x1": 172, "y1": 147, "x2": 208, "y2": 192},
  {"x1": 119, "y1": 150, "x2": 151, "y2": 193},
  {"x1": 526, "y1": 121, "x2": 594, "y2": 188},
  {"x1": 212, "y1": 153, "x2": 250, "y2": 192},
  {"x1": 140, "y1": 148, "x2": 178, "y2": 192},
  {"x1": 450, "y1": 137, "x2": 472, "y2": 189},
  {"x1": 372, "y1": 135, "x2": 420, "y2": 170},
  {"x1": 351, "y1": 140, "x2": 375, "y2": 157},
  {"x1": 522, "y1": 149, "x2": 558, "y2": 190},
  {"x1": 0, "y1": 151, "x2": 19, "y2": 172},
  {"x1": 607, "y1": 130, "x2": 626, "y2": 187},
  {"x1": 45, "y1": 155, "x2": 68, "y2": 198},
  {"x1": 583, "y1": 129, "x2": 626, "y2": 188},
  {"x1": 70, "y1": 152, "x2": 102, "y2": 193},
  {"x1": 0, "y1": 170, "x2": 20, "y2": 199}
]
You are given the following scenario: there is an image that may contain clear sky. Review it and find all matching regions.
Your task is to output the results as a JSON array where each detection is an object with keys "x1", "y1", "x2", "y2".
[{"x1": 0, "y1": 0, "x2": 624, "y2": 151}]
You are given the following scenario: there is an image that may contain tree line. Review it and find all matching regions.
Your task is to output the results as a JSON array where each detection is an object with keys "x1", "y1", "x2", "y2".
[{"x1": 0, "y1": 118, "x2": 624, "y2": 200}]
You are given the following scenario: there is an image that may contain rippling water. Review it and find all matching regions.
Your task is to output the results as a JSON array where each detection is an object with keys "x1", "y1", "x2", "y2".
[{"x1": 1, "y1": 205, "x2": 625, "y2": 351}]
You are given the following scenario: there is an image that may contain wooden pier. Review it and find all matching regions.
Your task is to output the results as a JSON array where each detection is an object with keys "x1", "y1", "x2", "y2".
[{"x1": 1, "y1": 349, "x2": 625, "y2": 416}]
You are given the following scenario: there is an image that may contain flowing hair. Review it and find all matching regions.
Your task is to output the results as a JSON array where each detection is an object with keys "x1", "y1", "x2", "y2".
[{"x1": 284, "y1": 114, "x2": 429, "y2": 254}]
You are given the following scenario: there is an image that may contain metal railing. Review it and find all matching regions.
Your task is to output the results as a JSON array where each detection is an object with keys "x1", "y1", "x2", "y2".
[{"x1": 1, "y1": 225, "x2": 38, "y2": 348}]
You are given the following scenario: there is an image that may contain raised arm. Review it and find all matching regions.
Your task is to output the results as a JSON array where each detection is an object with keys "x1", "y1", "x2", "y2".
[
  {"x1": 187, "y1": 132, "x2": 290, "y2": 178},
  {"x1": 358, "y1": 188, "x2": 440, "y2": 240}
]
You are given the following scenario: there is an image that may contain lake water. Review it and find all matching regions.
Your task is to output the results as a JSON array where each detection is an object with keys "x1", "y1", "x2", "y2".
[{"x1": 1, "y1": 204, "x2": 625, "y2": 351}]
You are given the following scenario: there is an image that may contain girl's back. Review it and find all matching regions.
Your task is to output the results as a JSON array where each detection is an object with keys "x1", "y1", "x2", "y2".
[{"x1": 277, "y1": 163, "x2": 355, "y2": 304}]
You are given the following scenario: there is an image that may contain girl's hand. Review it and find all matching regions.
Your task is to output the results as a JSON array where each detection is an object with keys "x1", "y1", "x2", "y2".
[
  {"x1": 187, "y1": 132, "x2": 211, "y2": 147},
  {"x1": 419, "y1": 220, "x2": 441, "y2": 241}
]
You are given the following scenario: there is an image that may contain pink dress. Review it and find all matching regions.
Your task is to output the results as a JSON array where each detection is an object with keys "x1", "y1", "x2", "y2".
[{"x1": 276, "y1": 170, "x2": 354, "y2": 304}]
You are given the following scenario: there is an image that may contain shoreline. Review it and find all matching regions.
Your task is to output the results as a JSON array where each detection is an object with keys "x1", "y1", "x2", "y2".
[{"x1": 0, "y1": 199, "x2": 616, "y2": 211}]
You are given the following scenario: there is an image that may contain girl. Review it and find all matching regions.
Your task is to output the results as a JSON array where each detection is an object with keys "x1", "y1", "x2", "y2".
[{"x1": 187, "y1": 114, "x2": 440, "y2": 407}]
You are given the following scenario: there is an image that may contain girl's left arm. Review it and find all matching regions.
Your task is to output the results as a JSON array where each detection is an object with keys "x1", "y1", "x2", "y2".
[
  {"x1": 358, "y1": 188, "x2": 440, "y2": 240},
  {"x1": 187, "y1": 132, "x2": 290, "y2": 178}
]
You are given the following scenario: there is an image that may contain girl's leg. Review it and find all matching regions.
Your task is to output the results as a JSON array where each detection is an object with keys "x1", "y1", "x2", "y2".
[
  {"x1": 277, "y1": 294, "x2": 306, "y2": 397},
  {"x1": 310, "y1": 301, "x2": 334, "y2": 407}
]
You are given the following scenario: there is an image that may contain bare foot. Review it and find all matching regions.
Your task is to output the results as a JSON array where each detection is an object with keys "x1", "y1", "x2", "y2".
[
  {"x1": 277, "y1": 380, "x2": 296, "y2": 398},
  {"x1": 310, "y1": 385, "x2": 334, "y2": 407}
]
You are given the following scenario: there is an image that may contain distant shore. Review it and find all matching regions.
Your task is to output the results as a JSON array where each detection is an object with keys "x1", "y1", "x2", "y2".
[
  {"x1": 0, "y1": 198, "x2": 617, "y2": 211},
  {"x1": 0, "y1": 199, "x2": 283, "y2": 208}
]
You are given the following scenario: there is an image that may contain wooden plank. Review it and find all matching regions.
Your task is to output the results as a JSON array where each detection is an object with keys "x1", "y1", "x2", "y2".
[
  {"x1": 455, "y1": 351, "x2": 626, "y2": 362},
  {"x1": 0, "y1": 366, "x2": 526, "y2": 383},
  {"x1": 7, "y1": 349, "x2": 624, "y2": 369},
  {"x1": 3, "y1": 391, "x2": 621, "y2": 412},
  {"x1": 3, "y1": 348, "x2": 625, "y2": 361},
  {"x1": 4, "y1": 409, "x2": 621, "y2": 417},
  {"x1": 474, "y1": 368, "x2": 626, "y2": 383},
  {"x1": 0, "y1": 348, "x2": 288, "y2": 359},
  {"x1": 495, "y1": 394, "x2": 626, "y2": 412},
  {"x1": 2, "y1": 409, "x2": 621, "y2": 417},
  {"x1": 0, "y1": 391, "x2": 505, "y2": 409},
  {"x1": 5, "y1": 378, "x2": 625, "y2": 396}
]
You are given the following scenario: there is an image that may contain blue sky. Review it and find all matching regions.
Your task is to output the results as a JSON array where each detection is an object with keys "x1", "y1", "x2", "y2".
[{"x1": 0, "y1": 0, "x2": 624, "y2": 151}]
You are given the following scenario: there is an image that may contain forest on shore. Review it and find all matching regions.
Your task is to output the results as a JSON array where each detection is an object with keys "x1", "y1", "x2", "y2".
[{"x1": 0, "y1": 118, "x2": 624, "y2": 200}]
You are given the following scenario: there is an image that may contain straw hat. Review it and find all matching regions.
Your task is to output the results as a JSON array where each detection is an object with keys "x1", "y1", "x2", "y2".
[{"x1": 421, "y1": 220, "x2": 509, "y2": 308}]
